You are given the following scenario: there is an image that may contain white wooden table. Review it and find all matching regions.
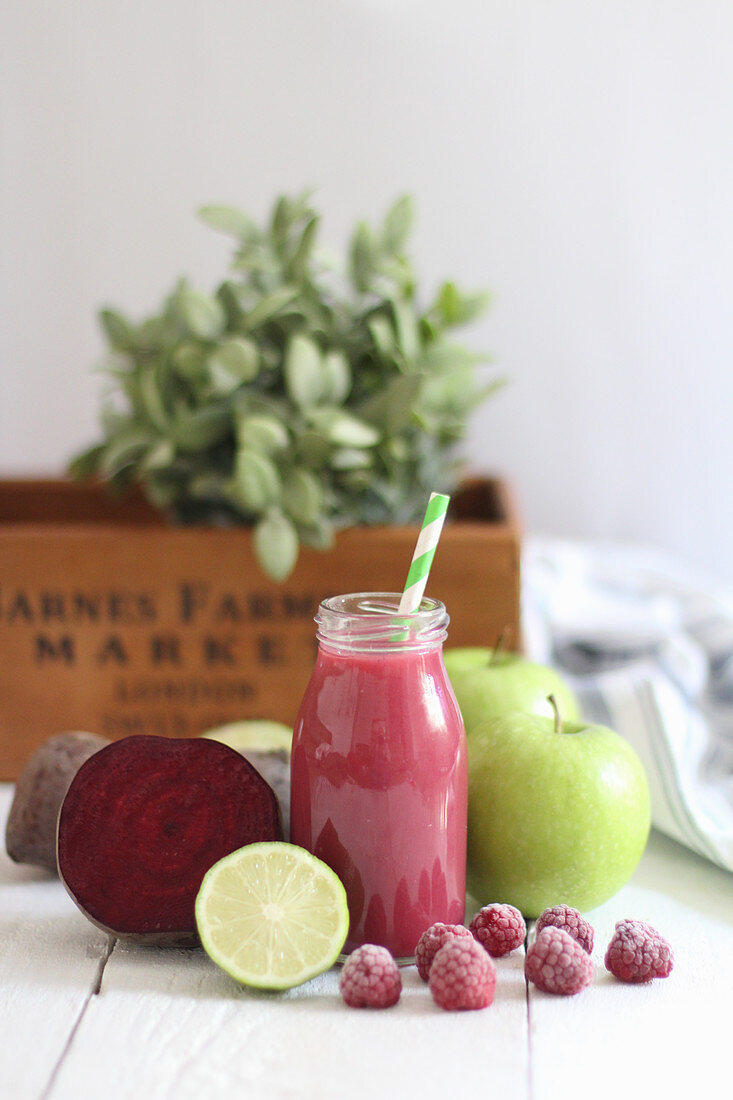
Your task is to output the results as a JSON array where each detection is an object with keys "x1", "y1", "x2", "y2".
[{"x1": 2, "y1": 783, "x2": 730, "y2": 1100}]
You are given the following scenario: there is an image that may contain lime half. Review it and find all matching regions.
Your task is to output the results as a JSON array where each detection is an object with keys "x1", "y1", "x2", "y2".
[
  {"x1": 195, "y1": 842, "x2": 349, "y2": 990},
  {"x1": 202, "y1": 720, "x2": 293, "y2": 755}
]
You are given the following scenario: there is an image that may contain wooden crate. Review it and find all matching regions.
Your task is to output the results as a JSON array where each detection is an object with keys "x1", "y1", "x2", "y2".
[{"x1": 0, "y1": 477, "x2": 521, "y2": 778}]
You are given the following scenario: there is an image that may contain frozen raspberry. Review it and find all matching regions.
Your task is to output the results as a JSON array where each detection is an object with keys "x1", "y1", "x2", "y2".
[
  {"x1": 525, "y1": 927, "x2": 593, "y2": 995},
  {"x1": 415, "y1": 922, "x2": 473, "y2": 982},
  {"x1": 429, "y1": 937, "x2": 496, "y2": 1010},
  {"x1": 604, "y1": 920, "x2": 674, "y2": 983},
  {"x1": 536, "y1": 905, "x2": 594, "y2": 954},
  {"x1": 339, "y1": 944, "x2": 402, "y2": 1008},
  {"x1": 469, "y1": 903, "x2": 526, "y2": 957}
]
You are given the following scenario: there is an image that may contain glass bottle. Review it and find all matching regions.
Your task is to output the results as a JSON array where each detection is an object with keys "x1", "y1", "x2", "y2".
[{"x1": 290, "y1": 593, "x2": 467, "y2": 960}]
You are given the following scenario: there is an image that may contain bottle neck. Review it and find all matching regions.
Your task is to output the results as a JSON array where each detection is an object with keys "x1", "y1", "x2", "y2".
[{"x1": 316, "y1": 593, "x2": 449, "y2": 655}]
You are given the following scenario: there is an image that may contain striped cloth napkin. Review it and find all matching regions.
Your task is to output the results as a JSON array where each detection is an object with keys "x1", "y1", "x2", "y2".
[{"x1": 523, "y1": 537, "x2": 733, "y2": 873}]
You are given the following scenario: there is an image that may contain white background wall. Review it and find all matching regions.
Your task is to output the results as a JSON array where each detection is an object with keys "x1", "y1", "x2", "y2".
[{"x1": 2, "y1": 1, "x2": 732, "y2": 581}]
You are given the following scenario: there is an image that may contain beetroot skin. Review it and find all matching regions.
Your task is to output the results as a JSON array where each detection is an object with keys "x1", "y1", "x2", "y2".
[
  {"x1": 57, "y1": 736, "x2": 282, "y2": 942},
  {"x1": 6, "y1": 731, "x2": 110, "y2": 872}
]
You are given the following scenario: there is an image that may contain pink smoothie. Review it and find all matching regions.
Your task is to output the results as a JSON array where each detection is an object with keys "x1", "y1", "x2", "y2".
[{"x1": 290, "y1": 642, "x2": 467, "y2": 959}]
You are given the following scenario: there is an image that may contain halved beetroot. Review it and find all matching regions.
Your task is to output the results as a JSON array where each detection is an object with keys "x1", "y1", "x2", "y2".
[{"x1": 57, "y1": 735, "x2": 282, "y2": 942}]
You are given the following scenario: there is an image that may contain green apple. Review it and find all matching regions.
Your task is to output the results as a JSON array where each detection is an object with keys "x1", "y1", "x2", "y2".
[
  {"x1": 467, "y1": 704, "x2": 651, "y2": 916},
  {"x1": 444, "y1": 647, "x2": 581, "y2": 734}
]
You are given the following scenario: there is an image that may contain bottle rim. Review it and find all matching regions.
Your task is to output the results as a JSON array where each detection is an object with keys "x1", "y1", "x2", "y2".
[{"x1": 316, "y1": 592, "x2": 449, "y2": 652}]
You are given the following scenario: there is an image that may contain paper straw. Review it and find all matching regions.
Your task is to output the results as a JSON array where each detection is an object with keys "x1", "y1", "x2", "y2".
[{"x1": 398, "y1": 492, "x2": 450, "y2": 614}]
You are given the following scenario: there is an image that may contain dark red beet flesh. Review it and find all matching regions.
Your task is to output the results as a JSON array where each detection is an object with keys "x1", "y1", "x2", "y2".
[{"x1": 57, "y1": 736, "x2": 282, "y2": 940}]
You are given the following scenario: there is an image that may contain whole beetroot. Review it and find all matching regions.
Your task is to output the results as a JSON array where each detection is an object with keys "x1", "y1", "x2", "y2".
[
  {"x1": 241, "y1": 749, "x2": 290, "y2": 839},
  {"x1": 5, "y1": 731, "x2": 110, "y2": 872}
]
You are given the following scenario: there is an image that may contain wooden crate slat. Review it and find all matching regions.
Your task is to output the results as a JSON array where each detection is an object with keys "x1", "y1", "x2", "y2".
[{"x1": 0, "y1": 477, "x2": 521, "y2": 778}]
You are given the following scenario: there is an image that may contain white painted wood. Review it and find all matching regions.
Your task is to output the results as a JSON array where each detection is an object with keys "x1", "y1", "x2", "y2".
[
  {"x1": 528, "y1": 829, "x2": 733, "y2": 1100},
  {"x1": 50, "y1": 938, "x2": 528, "y2": 1099},
  {"x1": 0, "y1": 786, "x2": 110, "y2": 1099},
  {"x1": 3, "y1": 778, "x2": 731, "y2": 1100}
]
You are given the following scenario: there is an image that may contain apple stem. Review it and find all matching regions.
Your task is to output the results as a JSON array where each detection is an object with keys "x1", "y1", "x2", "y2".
[
  {"x1": 489, "y1": 630, "x2": 507, "y2": 665},
  {"x1": 548, "y1": 693, "x2": 562, "y2": 734}
]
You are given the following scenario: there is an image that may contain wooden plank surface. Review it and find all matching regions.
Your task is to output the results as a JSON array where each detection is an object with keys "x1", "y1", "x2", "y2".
[
  {"x1": 50, "y1": 945, "x2": 528, "y2": 1100},
  {"x1": 0, "y1": 787, "x2": 109, "y2": 1098},
  {"x1": 2, "y1": 780, "x2": 731, "y2": 1100},
  {"x1": 528, "y1": 831, "x2": 733, "y2": 1099}
]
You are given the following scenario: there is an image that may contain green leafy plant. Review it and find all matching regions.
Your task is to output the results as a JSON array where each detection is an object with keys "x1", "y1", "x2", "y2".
[{"x1": 71, "y1": 193, "x2": 500, "y2": 580}]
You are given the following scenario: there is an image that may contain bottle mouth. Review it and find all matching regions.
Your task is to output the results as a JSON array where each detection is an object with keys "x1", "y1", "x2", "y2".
[{"x1": 316, "y1": 592, "x2": 449, "y2": 652}]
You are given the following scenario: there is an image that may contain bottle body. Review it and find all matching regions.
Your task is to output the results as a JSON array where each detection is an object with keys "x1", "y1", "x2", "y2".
[{"x1": 290, "y1": 594, "x2": 467, "y2": 959}]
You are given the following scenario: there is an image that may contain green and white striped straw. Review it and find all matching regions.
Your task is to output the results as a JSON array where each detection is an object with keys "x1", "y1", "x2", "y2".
[{"x1": 398, "y1": 492, "x2": 451, "y2": 614}]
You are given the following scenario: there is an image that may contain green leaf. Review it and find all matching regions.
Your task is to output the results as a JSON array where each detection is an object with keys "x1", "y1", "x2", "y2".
[
  {"x1": 189, "y1": 472, "x2": 228, "y2": 500},
  {"x1": 271, "y1": 195, "x2": 291, "y2": 251},
  {"x1": 171, "y1": 342, "x2": 206, "y2": 380},
  {"x1": 139, "y1": 364, "x2": 170, "y2": 430},
  {"x1": 287, "y1": 215, "x2": 319, "y2": 282},
  {"x1": 284, "y1": 334, "x2": 324, "y2": 408},
  {"x1": 330, "y1": 447, "x2": 373, "y2": 470},
  {"x1": 99, "y1": 427, "x2": 156, "y2": 477},
  {"x1": 175, "y1": 288, "x2": 226, "y2": 340},
  {"x1": 420, "y1": 364, "x2": 491, "y2": 416},
  {"x1": 338, "y1": 469, "x2": 373, "y2": 495},
  {"x1": 198, "y1": 205, "x2": 257, "y2": 239},
  {"x1": 420, "y1": 343, "x2": 486, "y2": 371},
  {"x1": 68, "y1": 443, "x2": 106, "y2": 479},
  {"x1": 298, "y1": 517, "x2": 335, "y2": 551},
  {"x1": 350, "y1": 222, "x2": 373, "y2": 293},
  {"x1": 385, "y1": 436, "x2": 409, "y2": 462},
  {"x1": 172, "y1": 404, "x2": 231, "y2": 451},
  {"x1": 391, "y1": 298, "x2": 420, "y2": 364},
  {"x1": 322, "y1": 350, "x2": 351, "y2": 404},
  {"x1": 359, "y1": 373, "x2": 420, "y2": 432},
  {"x1": 272, "y1": 188, "x2": 315, "y2": 242},
  {"x1": 216, "y1": 281, "x2": 246, "y2": 328},
  {"x1": 99, "y1": 309, "x2": 135, "y2": 352},
  {"x1": 296, "y1": 429, "x2": 331, "y2": 468},
  {"x1": 208, "y1": 337, "x2": 259, "y2": 392},
  {"x1": 141, "y1": 438, "x2": 176, "y2": 471},
  {"x1": 437, "y1": 282, "x2": 490, "y2": 327},
  {"x1": 419, "y1": 314, "x2": 439, "y2": 344},
  {"x1": 237, "y1": 414, "x2": 289, "y2": 454},
  {"x1": 367, "y1": 315, "x2": 395, "y2": 360},
  {"x1": 234, "y1": 448, "x2": 281, "y2": 511},
  {"x1": 136, "y1": 315, "x2": 178, "y2": 350},
  {"x1": 240, "y1": 286, "x2": 298, "y2": 333},
  {"x1": 282, "y1": 468, "x2": 322, "y2": 525},
  {"x1": 309, "y1": 408, "x2": 380, "y2": 448},
  {"x1": 437, "y1": 282, "x2": 460, "y2": 325},
  {"x1": 230, "y1": 244, "x2": 281, "y2": 279},
  {"x1": 99, "y1": 404, "x2": 127, "y2": 437},
  {"x1": 454, "y1": 291, "x2": 490, "y2": 325},
  {"x1": 234, "y1": 389, "x2": 289, "y2": 420},
  {"x1": 381, "y1": 195, "x2": 413, "y2": 254},
  {"x1": 254, "y1": 509, "x2": 298, "y2": 581}
]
